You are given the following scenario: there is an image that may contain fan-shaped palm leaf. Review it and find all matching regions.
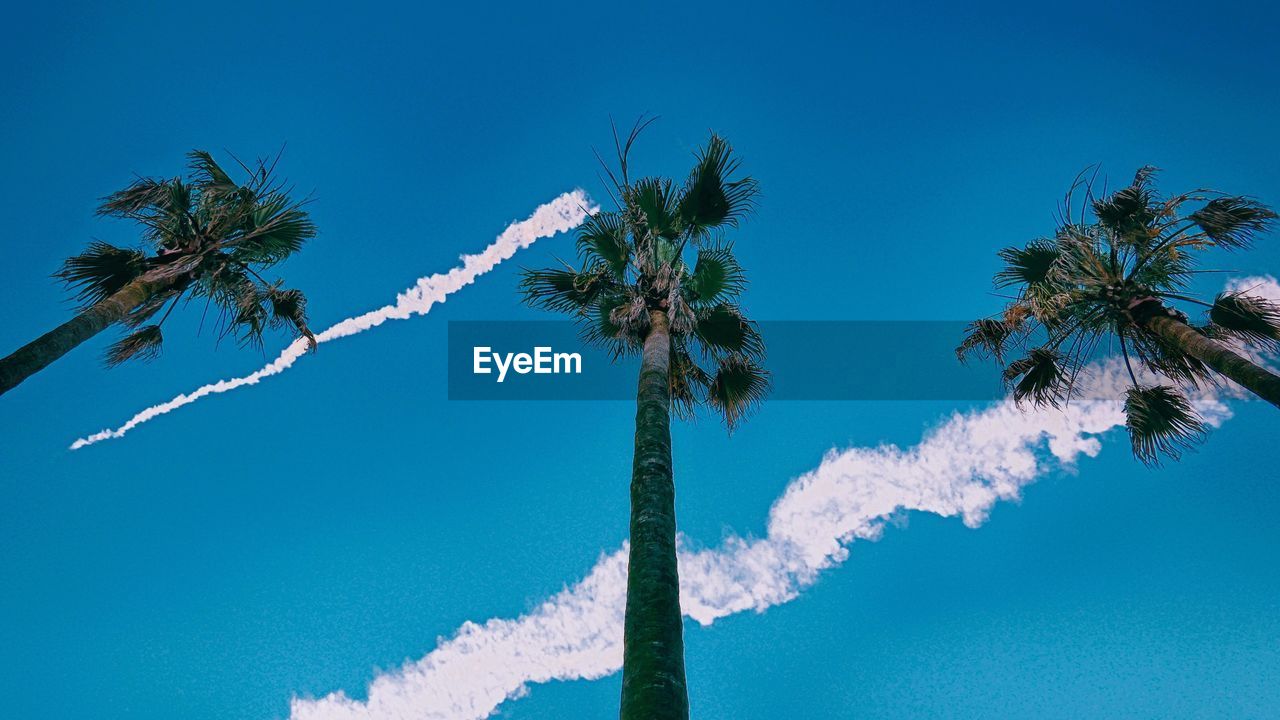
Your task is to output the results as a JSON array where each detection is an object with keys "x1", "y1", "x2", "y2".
[
  {"x1": 97, "y1": 178, "x2": 174, "y2": 218},
  {"x1": 1209, "y1": 291, "x2": 1280, "y2": 349},
  {"x1": 1189, "y1": 196, "x2": 1277, "y2": 250},
  {"x1": 520, "y1": 266, "x2": 614, "y2": 315},
  {"x1": 685, "y1": 244, "x2": 746, "y2": 305},
  {"x1": 678, "y1": 134, "x2": 759, "y2": 232},
  {"x1": 629, "y1": 177, "x2": 682, "y2": 240},
  {"x1": 230, "y1": 198, "x2": 316, "y2": 265},
  {"x1": 995, "y1": 240, "x2": 1060, "y2": 288},
  {"x1": 1123, "y1": 384, "x2": 1205, "y2": 465},
  {"x1": 1003, "y1": 347, "x2": 1069, "y2": 407},
  {"x1": 56, "y1": 241, "x2": 148, "y2": 306},
  {"x1": 694, "y1": 304, "x2": 764, "y2": 358},
  {"x1": 576, "y1": 211, "x2": 630, "y2": 277},
  {"x1": 707, "y1": 355, "x2": 770, "y2": 431}
]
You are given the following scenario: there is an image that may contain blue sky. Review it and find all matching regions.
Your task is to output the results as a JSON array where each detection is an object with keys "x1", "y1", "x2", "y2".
[{"x1": 2, "y1": 2, "x2": 1279, "y2": 718}]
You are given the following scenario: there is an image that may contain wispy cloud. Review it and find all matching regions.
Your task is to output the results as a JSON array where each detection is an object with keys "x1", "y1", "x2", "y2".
[
  {"x1": 70, "y1": 191, "x2": 595, "y2": 450},
  {"x1": 290, "y1": 276, "x2": 1279, "y2": 720}
]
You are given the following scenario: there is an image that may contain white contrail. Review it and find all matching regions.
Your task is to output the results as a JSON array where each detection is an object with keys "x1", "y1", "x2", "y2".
[
  {"x1": 70, "y1": 191, "x2": 595, "y2": 450},
  {"x1": 290, "y1": 277, "x2": 1278, "y2": 720}
]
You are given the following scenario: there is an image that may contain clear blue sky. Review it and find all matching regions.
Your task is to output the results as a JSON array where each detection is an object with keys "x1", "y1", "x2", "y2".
[{"x1": 2, "y1": 2, "x2": 1279, "y2": 718}]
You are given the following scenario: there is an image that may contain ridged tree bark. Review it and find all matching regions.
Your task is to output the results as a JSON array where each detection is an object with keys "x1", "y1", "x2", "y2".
[
  {"x1": 0, "y1": 273, "x2": 174, "y2": 396},
  {"x1": 1142, "y1": 313, "x2": 1280, "y2": 408},
  {"x1": 620, "y1": 309, "x2": 688, "y2": 720}
]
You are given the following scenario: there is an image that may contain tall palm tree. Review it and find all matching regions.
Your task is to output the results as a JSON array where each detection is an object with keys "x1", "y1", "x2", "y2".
[
  {"x1": 958, "y1": 166, "x2": 1279, "y2": 463},
  {"x1": 520, "y1": 122, "x2": 769, "y2": 720},
  {"x1": 0, "y1": 151, "x2": 317, "y2": 396}
]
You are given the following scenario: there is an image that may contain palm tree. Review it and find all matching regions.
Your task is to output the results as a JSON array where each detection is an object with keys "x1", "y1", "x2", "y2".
[
  {"x1": 0, "y1": 151, "x2": 317, "y2": 396},
  {"x1": 520, "y1": 122, "x2": 769, "y2": 720},
  {"x1": 958, "y1": 166, "x2": 1279, "y2": 463}
]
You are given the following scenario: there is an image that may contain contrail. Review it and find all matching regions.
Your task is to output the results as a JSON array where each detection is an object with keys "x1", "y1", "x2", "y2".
[
  {"x1": 289, "y1": 277, "x2": 1277, "y2": 720},
  {"x1": 70, "y1": 191, "x2": 595, "y2": 450}
]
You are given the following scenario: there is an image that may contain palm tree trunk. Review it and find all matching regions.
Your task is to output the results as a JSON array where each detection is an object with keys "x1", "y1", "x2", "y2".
[
  {"x1": 0, "y1": 274, "x2": 172, "y2": 396},
  {"x1": 1143, "y1": 314, "x2": 1280, "y2": 408},
  {"x1": 619, "y1": 309, "x2": 689, "y2": 720}
]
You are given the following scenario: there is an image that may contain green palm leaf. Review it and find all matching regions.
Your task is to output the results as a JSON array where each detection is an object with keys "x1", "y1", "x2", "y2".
[
  {"x1": 678, "y1": 134, "x2": 759, "y2": 232},
  {"x1": 575, "y1": 211, "x2": 630, "y2": 277},
  {"x1": 1092, "y1": 166, "x2": 1158, "y2": 243},
  {"x1": 685, "y1": 244, "x2": 746, "y2": 305},
  {"x1": 708, "y1": 355, "x2": 770, "y2": 431},
  {"x1": 1003, "y1": 347, "x2": 1068, "y2": 407},
  {"x1": 520, "y1": 266, "x2": 614, "y2": 314},
  {"x1": 97, "y1": 178, "x2": 174, "y2": 218},
  {"x1": 1123, "y1": 385, "x2": 1205, "y2": 465},
  {"x1": 1189, "y1": 196, "x2": 1276, "y2": 250},
  {"x1": 629, "y1": 177, "x2": 682, "y2": 240},
  {"x1": 265, "y1": 285, "x2": 316, "y2": 347},
  {"x1": 995, "y1": 240, "x2": 1060, "y2": 288},
  {"x1": 56, "y1": 241, "x2": 148, "y2": 306},
  {"x1": 186, "y1": 150, "x2": 237, "y2": 195},
  {"x1": 694, "y1": 304, "x2": 764, "y2": 358},
  {"x1": 231, "y1": 196, "x2": 316, "y2": 265},
  {"x1": 1209, "y1": 291, "x2": 1280, "y2": 349}
]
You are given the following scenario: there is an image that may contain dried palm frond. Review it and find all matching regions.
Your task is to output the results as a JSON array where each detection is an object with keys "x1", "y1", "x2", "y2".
[{"x1": 104, "y1": 325, "x2": 163, "y2": 366}]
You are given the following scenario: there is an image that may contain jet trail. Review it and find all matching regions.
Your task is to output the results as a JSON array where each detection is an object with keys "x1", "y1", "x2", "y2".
[{"x1": 289, "y1": 276, "x2": 1277, "y2": 720}]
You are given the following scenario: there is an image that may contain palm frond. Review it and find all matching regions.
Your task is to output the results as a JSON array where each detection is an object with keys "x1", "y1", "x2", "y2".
[
  {"x1": 707, "y1": 355, "x2": 770, "y2": 431},
  {"x1": 678, "y1": 134, "x2": 759, "y2": 232},
  {"x1": 1189, "y1": 196, "x2": 1277, "y2": 250},
  {"x1": 1123, "y1": 384, "x2": 1205, "y2": 465},
  {"x1": 693, "y1": 304, "x2": 764, "y2": 358},
  {"x1": 1003, "y1": 347, "x2": 1068, "y2": 407},
  {"x1": 995, "y1": 240, "x2": 1060, "y2": 288},
  {"x1": 1209, "y1": 291, "x2": 1280, "y2": 349},
  {"x1": 230, "y1": 195, "x2": 316, "y2": 265},
  {"x1": 684, "y1": 243, "x2": 746, "y2": 305},
  {"x1": 227, "y1": 282, "x2": 270, "y2": 349},
  {"x1": 186, "y1": 150, "x2": 237, "y2": 196},
  {"x1": 579, "y1": 293, "x2": 644, "y2": 358},
  {"x1": 1092, "y1": 166, "x2": 1159, "y2": 244},
  {"x1": 265, "y1": 285, "x2": 316, "y2": 348},
  {"x1": 956, "y1": 318, "x2": 1013, "y2": 363},
  {"x1": 519, "y1": 266, "x2": 613, "y2": 315},
  {"x1": 104, "y1": 325, "x2": 163, "y2": 366},
  {"x1": 628, "y1": 177, "x2": 682, "y2": 240},
  {"x1": 1130, "y1": 245, "x2": 1194, "y2": 291},
  {"x1": 575, "y1": 211, "x2": 630, "y2": 277},
  {"x1": 57, "y1": 241, "x2": 148, "y2": 306},
  {"x1": 97, "y1": 178, "x2": 173, "y2": 218}
]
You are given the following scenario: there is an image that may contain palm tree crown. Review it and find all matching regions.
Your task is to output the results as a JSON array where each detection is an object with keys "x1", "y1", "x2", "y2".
[
  {"x1": 959, "y1": 166, "x2": 1279, "y2": 463},
  {"x1": 63, "y1": 150, "x2": 317, "y2": 365},
  {"x1": 521, "y1": 126, "x2": 769, "y2": 427}
]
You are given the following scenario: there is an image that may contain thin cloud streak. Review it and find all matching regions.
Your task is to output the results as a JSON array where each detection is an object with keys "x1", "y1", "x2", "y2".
[
  {"x1": 70, "y1": 191, "x2": 595, "y2": 450},
  {"x1": 290, "y1": 276, "x2": 1277, "y2": 720}
]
